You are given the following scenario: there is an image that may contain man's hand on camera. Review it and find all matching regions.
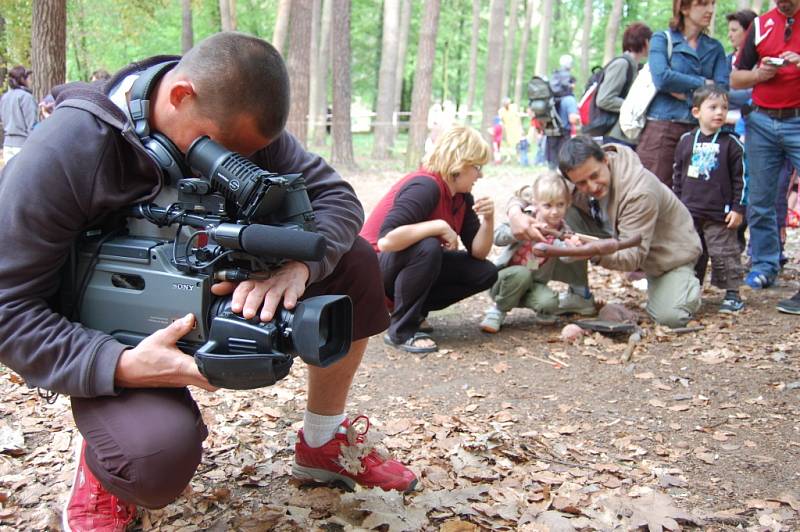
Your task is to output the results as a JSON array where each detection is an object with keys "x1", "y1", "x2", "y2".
[
  {"x1": 115, "y1": 314, "x2": 218, "y2": 391},
  {"x1": 210, "y1": 260, "x2": 310, "y2": 322}
]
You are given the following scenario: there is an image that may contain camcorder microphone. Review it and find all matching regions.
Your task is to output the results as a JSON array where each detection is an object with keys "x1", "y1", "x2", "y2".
[
  {"x1": 210, "y1": 223, "x2": 326, "y2": 263},
  {"x1": 75, "y1": 137, "x2": 352, "y2": 389}
]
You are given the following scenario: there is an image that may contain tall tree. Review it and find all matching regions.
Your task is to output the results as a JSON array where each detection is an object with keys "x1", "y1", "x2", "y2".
[
  {"x1": 737, "y1": 0, "x2": 750, "y2": 8},
  {"x1": 481, "y1": 0, "x2": 505, "y2": 139},
  {"x1": 465, "y1": 0, "x2": 481, "y2": 122},
  {"x1": 181, "y1": 0, "x2": 194, "y2": 54},
  {"x1": 31, "y1": 0, "x2": 66, "y2": 102},
  {"x1": 751, "y1": 0, "x2": 763, "y2": 11},
  {"x1": 273, "y1": 0, "x2": 291, "y2": 54},
  {"x1": 286, "y1": 0, "x2": 312, "y2": 145},
  {"x1": 579, "y1": 0, "x2": 592, "y2": 81},
  {"x1": 406, "y1": 0, "x2": 441, "y2": 168},
  {"x1": 308, "y1": 0, "x2": 322, "y2": 139},
  {"x1": 534, "y1": 0, "x2": 553, "y2": 75},
  {"x1": 219, "y1": 0, "x2": 235, "y2": 31},
  {"x1": 312, "y1": 0, "x2": 332, "y2": 147},
  {"x1": 603, "y1": 0, "x2": 625, "y2": 64},
  {"x1": 393, "y1": 0, "x2": 413, "y2": 119},
  {"x1": 500, "y1": 0, "x2": 519, "y2": 99},
  {"x1": 331, "y1": 0, "x2": 356, "y2": 168},
  {"x1": 372, "y1": 0, "x2": 400, "y2": 158},
  {"x1": 513, "y1": 0, "x2": 534, "y2": 108}
]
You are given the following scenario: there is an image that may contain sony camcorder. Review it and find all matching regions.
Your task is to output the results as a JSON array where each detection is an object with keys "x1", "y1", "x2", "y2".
[{"x1": 75, "y1": 136, "x2": 352, "y2": 389}]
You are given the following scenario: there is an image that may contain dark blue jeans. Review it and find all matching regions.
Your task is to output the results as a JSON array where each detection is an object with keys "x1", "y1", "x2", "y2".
[{"x1": 744, "y1": 111, "x2": 800, "y2": 278}]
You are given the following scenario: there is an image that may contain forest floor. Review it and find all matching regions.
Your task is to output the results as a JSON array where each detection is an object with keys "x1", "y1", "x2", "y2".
[{"x1": 0, "y1": 158, "x2": 799, "y2": 531}]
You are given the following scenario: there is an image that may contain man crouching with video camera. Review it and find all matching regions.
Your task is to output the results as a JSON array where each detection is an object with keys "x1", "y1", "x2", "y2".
[{"x1": 0, "y1": 32, "x2": 417, "y2": 531}]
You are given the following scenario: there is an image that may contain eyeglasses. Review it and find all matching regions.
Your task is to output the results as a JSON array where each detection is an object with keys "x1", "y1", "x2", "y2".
[{"x1": 787, "y1": 17, "x2": 795, "y2": 43}]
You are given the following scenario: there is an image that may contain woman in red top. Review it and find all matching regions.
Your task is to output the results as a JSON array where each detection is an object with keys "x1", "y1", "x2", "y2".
[{"x1": 361, "y1": 126, "x2": 497, "y2": 353}]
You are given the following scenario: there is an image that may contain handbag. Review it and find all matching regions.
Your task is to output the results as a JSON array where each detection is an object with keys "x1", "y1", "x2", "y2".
[{"x1": 619, "y1": 30, "x2": 673, "y2": 141}]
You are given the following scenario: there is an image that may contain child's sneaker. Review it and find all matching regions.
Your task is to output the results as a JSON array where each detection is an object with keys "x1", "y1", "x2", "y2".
[
  {"x1": 63, "y1": 435, "x2": 137, "y2": 532},
  {"x1": 479, "y1": 307, "x2": 506, "y2": 333},
  {"x1": 744, "y1": 270, "x2": 773, "y2": 289},
  {"x1": 719, "y1": 297, "x2": 744, "y2": 314},
  {"x1": 293, "y1": 416, "x2": 418, "y2": 493}
]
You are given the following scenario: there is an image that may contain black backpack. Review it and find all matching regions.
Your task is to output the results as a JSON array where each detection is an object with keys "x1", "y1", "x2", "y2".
[{"x1": 581, "y1": 55, "x2": 637, "y2": 137}]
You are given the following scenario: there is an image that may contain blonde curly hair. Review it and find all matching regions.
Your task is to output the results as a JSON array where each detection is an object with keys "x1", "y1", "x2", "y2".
[{"x1": 422, "y1": 125, "x2": 490, "y2": 186}]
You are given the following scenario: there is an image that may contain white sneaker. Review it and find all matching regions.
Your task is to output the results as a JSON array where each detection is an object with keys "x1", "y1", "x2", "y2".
[{"x1": 480, "y1": 308, "x2": 506, "y2": 333}]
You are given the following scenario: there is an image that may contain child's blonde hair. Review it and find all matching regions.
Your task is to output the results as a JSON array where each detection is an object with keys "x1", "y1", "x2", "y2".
[{"x1": 531, "y1": 172, "x2": 571, "y2": 204}]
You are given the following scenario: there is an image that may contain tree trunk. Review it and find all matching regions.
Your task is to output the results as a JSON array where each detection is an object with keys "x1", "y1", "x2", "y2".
[
  {"x1": 31, "y1": 0, "x2": 66, "y2": 102},
  {"x1": 219, "y1": 0, "x2": 233, "y2": 31},
  {"x1": 750, "y1": 0, "x2": 763, "y2": 12},
  {"x1": 331, "y1": 0, "x2": 356, "y2": 169},
  {"x1": 535, "y1": 0, "x2": 553, "y2": 75},
  {"x1": 579, "y1": 0, "x2": 592, "y2": 81},
  {"x1": 737, "y1": 0, "x2": 750, "y2": 9},
  {"x1": 229, "y1": 0, "x2": 237, "y2": 30},
  {"x1": 312, "y1": 0, "x2": 332, "y2": 147},
  {"x1": 465, "y1": 0, "x2": 481, "y2": 122},
  {"x1": 181, "y1": 0, "x2": 193, "y2": 54},
  {"x1": 393, "y1": 0, "x2": 413, "y2": 134},
  {"x1": 500, "y1": 0, "x2": 519, "y2": 99},
  {"x1": 406, "y1": 0, "x2": 441, "y2": 169},
  {"x1": 286, "y1": 0, "x2": 312, "y2": 146},
  {"x1": 308, "y1": 0, "x2": 322, "y2": 139},
  {"x1": 371, "y1": 0, "x2": 400, "y2": 159},
  {"x1": 273, "y1": 0, "x2": 291, "y2": 55},
  {"x1": 512, "y1": 0, "x2": 534, "y2": 108},
  {"x1": 603, "y1": 0, "x2": 624, "y2": 64},
  {"x1": 481, "y1": 0, "x2": 505, "y2": 139}
]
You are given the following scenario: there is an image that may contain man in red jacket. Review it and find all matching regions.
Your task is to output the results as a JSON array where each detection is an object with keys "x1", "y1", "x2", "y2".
[{"x1": 731, "y1": 0, "x2": 800, "y2": 305}]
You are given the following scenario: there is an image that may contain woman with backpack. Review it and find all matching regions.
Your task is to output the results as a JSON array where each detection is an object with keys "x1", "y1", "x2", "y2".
[
  {"x1": 591, "y1": 23, "x2": 653, "y2": 147},
  {"x1": 0, "y1": 65, "x2": 37, "y2": 163},
  {"x1": 635, "y1": 0, "x2": 729, "y2": 189}
]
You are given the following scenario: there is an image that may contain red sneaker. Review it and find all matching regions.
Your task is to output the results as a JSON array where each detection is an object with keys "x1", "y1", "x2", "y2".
[
  {"x1": 62, "y1": 437, "x2": 137, "y2": 532},
  {"x1": 292, "y1": 415, "x2": 418, "y2": 492}
]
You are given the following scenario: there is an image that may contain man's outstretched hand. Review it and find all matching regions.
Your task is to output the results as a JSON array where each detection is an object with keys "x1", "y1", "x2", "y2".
[
  {"x1": 210, "y1": 260, "x2": 310, "y2": 322},
  {"x1": 115, "y1": 314, "x2": 218, "y2": 391},
  {"x1": 532, "y1": 234, "x2": 642, "y2": 259}
]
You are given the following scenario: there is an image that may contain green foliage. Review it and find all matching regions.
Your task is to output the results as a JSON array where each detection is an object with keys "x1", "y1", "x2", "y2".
[
  {"x1": 0, "y1": 0, "x2": 32, "y2": 68},
  {"x1": 0, "y1": 0, "x2": 756, "y2": 102}
]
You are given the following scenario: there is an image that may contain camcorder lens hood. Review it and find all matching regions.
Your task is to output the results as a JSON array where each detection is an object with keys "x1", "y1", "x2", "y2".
[{"x1": 194, "y1": 295, "x2": 352, "y2": 389}]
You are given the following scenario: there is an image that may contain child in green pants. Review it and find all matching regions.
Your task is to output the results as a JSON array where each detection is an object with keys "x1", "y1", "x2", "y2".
[{"x1": 480, "y1": 173, "x2": 581, "y2": 333}]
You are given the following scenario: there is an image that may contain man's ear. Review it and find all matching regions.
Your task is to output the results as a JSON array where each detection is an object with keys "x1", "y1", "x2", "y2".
[{"x1": 168, "y1": 80, "x2": 196, "y2": 109}]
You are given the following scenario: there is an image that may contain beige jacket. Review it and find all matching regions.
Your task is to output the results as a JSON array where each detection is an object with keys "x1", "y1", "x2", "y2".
[{"x1": 508, "y1": 145, "x2": 701, "y2": 277}]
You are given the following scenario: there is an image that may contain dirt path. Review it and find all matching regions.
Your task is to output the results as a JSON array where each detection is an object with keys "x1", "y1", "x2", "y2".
[{"x1": 0, "y1": 165, "x2": 798, "y2": 530}]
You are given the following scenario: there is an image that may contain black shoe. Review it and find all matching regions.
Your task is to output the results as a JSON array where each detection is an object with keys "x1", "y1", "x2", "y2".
[{"x1": 776, "y1": 291, "x2": 800, "y2": 315}]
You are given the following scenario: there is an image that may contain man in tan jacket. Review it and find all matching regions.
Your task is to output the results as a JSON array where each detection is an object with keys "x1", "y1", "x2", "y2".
[{"x1": 509, "y1": 136, "x2": 702, "y2": 327}]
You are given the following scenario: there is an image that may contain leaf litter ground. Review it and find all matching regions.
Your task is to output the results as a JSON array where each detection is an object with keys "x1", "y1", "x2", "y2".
[{"x1": 0, "y1": 164, "x2": 798, "y2": 531}]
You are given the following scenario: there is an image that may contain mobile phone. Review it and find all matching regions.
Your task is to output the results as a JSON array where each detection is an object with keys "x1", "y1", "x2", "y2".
[{"x1": 763, "y1": 57, "x2": 786, "y2": 67}]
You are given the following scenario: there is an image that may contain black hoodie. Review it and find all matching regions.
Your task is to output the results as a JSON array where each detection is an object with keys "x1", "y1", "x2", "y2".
[
  {"x1": 0, "y1": 56, "x2": 363, "y2": 397},
  {"x1": 672, "y1": 128, "x2": 746, "y2": 223}
]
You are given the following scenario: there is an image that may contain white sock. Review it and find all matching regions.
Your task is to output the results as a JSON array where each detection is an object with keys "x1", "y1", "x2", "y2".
[{"x1": 303, "y1": 410, "x2": 347, "y2": 448}]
